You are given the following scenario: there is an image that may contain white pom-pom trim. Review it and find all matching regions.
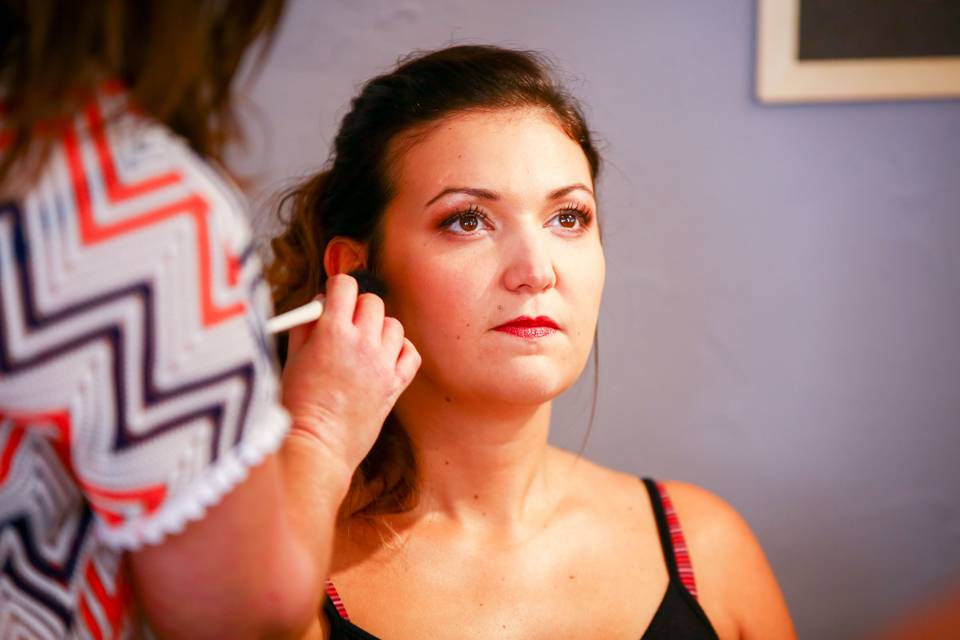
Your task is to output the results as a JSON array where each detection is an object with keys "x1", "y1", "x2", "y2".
[{"x1": 97, "y1": 406, "x2": 290, "y2": 550}]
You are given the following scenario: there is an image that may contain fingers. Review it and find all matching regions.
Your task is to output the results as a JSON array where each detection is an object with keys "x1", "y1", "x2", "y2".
[
  {"x1": 293, "y1": 273, "x2": 417, "y2": 394},
  {"x1": 354, "y1": 293, "x2": 385, "y2": 335},
  {"x1": 285, "y1": 294, "x2": 323, "y2": 356},
  {"x1": 381, "y1": 316, "x2": 404, "y2": 354},
  {"x1": 327, "y1": 275, "x2": 388, "y2": 342},
  {"x1": 395, "y1": 337, "x2": 422, "y2": 387},
  {"x1": 323, "y1": 273, "x2": 359, "y2": 324},
  {"x1": 287, "y1": 322, "x2": 309, "y2": 357}
]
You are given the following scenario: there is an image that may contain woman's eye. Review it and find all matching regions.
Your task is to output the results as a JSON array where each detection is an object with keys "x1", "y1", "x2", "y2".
[
  {"x1": 458, "y1": 213, "x2": 481, "y2": 232},
  {"x1": 557, "y1": 212, "x2": 579, "y2": 228},
  {"x1": 548, "y1": 208, "x2": 591, "y2": 231},
  {"x1": 440, "y1": 208, "x2": 491, "y2": 235}
]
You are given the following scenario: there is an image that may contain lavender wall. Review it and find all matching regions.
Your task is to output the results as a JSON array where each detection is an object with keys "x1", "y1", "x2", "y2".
[{"x1": 230, "y1": 2, "x2": 960, "y2": 637}]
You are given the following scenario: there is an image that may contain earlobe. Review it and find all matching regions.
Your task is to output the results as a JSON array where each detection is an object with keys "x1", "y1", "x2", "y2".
[{"x1": 323, "y1": 237, "x2": 368, "y2": 277}]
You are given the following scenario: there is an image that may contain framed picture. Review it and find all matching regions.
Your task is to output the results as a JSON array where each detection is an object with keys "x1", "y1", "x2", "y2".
[{"x1": 756, "y1": 0, "x2": 960, "y2": 103}]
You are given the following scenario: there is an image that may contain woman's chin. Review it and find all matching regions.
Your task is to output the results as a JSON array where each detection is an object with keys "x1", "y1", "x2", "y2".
[{"x1": 459, "y1": 366, "x2": 579, "y2": 407}]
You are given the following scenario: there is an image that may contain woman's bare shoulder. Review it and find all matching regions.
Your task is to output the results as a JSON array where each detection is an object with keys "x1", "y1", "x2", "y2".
[
  {"x1": 546, "y1": 458, "x2": 796, "y2": 638},
  {"x1": 546, "y1": 450, "x2": 744, "y2": 533},
  {"x1": 660, "y1": 480, "x2": 797, "y2": 639},
  {"x1": 658, "y1": 480, "x2": 752, "y2": 546}
]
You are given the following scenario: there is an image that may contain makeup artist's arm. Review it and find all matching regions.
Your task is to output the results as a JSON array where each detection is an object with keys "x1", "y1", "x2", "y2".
[{"x1": 129, "y1": 275, "x2": 419, "y2": 639}]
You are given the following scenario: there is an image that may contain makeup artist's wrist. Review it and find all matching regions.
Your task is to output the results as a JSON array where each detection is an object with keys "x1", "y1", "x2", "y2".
[{"x1": 280, "y1": 427, "x2": 356, "y2": 502}]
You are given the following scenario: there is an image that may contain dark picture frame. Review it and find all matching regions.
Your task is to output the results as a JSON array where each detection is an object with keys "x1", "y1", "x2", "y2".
[{"x1": 757, "y1": 0, "x2": 960, "y2": 103}]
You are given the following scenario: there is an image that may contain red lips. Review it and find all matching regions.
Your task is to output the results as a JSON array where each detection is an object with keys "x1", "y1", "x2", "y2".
[{"x1": 493, "y1": 316, "x2": 560, "y2": 338}]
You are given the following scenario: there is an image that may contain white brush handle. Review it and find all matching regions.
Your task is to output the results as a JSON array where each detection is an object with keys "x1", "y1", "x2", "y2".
[{"x1": 266, "y1": 299, "x2": 325, "y2": 335}]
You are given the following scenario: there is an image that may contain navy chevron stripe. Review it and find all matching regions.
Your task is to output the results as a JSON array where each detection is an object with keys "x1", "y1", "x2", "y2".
[
  {"x1": 0, "y1": 506, "x2": 94, "y2": 631},
  {"x1": 2, "y1": 556, "x2": 73, "y2": 632},
  {"x1": 0, "y1": 201, "x2": 256, "y2": 463},
  {"x1": 1, "y1": 506, "x2": 93, "y2": 585}
]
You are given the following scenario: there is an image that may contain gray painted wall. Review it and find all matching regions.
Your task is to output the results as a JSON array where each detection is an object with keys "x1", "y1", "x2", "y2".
[{"x1": 229, "y1": 2, "x2": 960, "y2": 637}]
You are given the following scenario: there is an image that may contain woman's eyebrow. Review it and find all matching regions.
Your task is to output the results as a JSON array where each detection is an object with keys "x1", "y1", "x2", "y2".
[
  {"x1": 548, "y1": 183, "x2": 594, "y2": 200},
  {"x1": 425, "y1": 183, "x2": 594, "y2": 207},
  {"x1": 425, "y1": 187, "x2": 499, "y2": 207}
]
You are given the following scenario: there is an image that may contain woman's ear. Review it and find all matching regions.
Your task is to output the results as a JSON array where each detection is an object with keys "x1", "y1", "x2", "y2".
[{"x1": 323, "y1": 237, "x2": 368, "y2": 276}]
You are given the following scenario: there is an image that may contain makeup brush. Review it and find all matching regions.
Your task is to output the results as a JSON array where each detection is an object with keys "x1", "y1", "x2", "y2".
[{"x1": 266, "y1": 270, "x2": 386, "y2": 335}]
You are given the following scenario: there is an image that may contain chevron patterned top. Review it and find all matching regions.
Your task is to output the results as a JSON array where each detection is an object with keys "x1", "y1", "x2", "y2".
[{"x1": 0, "y1": 88, "x2": 291, "y2": 639}]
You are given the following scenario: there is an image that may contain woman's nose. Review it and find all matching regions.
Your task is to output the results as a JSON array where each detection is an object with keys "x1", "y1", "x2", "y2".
[{"x1": 501, "y1": 231, "x2": 557, "y2": 293}]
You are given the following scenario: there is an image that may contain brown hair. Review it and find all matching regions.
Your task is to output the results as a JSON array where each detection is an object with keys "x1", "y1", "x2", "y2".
[
  {"x1": 0, "y1": 0, "x2": 287, "y2": 184},
  {"x1": 268, "y1": 44, "x2": 601, "y2": 520}
]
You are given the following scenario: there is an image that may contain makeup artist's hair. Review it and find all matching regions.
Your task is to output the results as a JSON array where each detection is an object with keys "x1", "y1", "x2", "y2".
[
  {"x1": 0, "y1": 0, "x2": 287, "y2": 184},
  {"x1": 268, "y1": 44, "x2": 601, "y2": 520}
]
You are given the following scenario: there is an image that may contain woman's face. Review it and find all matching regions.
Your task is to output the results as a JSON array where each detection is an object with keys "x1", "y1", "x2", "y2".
[{"x1": 378, "y1": 108, "x2": 605, "y2": 407}]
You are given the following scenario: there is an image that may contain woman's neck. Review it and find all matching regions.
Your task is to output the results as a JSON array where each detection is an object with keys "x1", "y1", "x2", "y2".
[{"x1": 391, "y1": 383, "x2": 559, "y2": 537}]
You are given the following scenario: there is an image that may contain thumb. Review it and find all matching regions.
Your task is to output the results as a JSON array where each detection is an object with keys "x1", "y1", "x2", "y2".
[
  {"x1": 285, "y1": 295, "x2": 324, "y2": 356},
  {"x1": 287, "y1": 321, "x2": 310, "y2": 357}
]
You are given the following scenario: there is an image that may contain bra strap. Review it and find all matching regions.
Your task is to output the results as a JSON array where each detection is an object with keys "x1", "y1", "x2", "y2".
[
  {"x1": 642, "y1": 477, "x2": 700, "y2": 599},
  {"x1": 325, "y1": 579, "x2": 350, "y2": 620}
]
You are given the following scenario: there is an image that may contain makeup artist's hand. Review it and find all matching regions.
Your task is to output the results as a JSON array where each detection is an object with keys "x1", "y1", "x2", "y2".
[{"x1": 280, "y1": 273, "x2": 421, "y2": 477}]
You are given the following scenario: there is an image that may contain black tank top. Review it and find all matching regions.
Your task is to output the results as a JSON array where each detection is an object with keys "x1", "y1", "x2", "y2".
[{"x1": 322, "y1": 477, "x2": 720, "y2": 639}]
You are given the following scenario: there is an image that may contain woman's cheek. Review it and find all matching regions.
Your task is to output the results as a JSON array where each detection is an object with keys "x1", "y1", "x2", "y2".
[
  {"x1": 571, "y1": 251, "x2": 604, "y2": 355},
  {"x1": 400, "y1": 265, "x2": 480, "y2": 346}
]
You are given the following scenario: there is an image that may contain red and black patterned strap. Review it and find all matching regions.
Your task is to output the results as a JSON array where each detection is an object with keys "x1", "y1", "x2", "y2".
[{"x1": 642, "y1": 477, "x2": 700, "y2": 599}]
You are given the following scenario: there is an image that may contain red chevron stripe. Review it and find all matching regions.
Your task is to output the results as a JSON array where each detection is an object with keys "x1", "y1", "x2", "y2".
[
  {"x1": 81, "y1": 481, "x2": 168, "y2": 527},
  {"x1": 84, "y1": 559, "x2": 128, "y2": 638},
  {"x1": 79, "y1": 594, "x2": 105, "y2": 640},
  {"x1": 0, "y1": 411, "x2": 74, "y2": 483},
  {"x1": 62, "y1": 119, "x2": 245, "y2": 327},
  {"x1": 0, "y1": 410, "x2": 168, "y2": 527},
  {"x1": 86, "y1": 103, "x2": 182, "y2": 201},
  {"x1": 0, "y1": 424, "x2": 26, "y2": 483}
]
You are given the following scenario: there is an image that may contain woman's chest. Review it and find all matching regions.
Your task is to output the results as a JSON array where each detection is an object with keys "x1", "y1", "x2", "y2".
[{"x1": 328, "y1": 530, "x2": 670, "y2": 640}]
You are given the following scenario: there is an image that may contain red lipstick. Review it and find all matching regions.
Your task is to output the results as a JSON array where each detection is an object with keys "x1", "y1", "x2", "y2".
[{"x1": 493, "y1": 316, "x2": 560, "y2": 339}]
